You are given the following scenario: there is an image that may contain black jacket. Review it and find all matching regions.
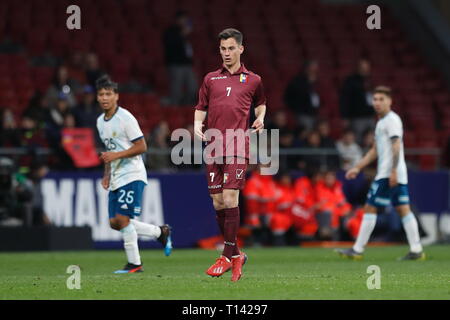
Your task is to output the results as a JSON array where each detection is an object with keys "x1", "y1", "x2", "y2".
[
  {"x1": 284, "y1": 73, "x2": 319, "y2": 116},
  {"x1": 163, "y1": 25, "x2": 192, "y2": 66},
  {"x1": 339, "y1": 73, "x2": 374, "y2": 119}
]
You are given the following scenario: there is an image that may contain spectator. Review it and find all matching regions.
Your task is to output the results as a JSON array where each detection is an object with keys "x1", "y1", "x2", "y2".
[
  {"x1": 85, "y1": 53, "x2": 105, "y2": 89},
  {"x1": 63, "y1": 113, "x2": 76, "y2": 128},
  {"x1": 147, "y1": 121, "x2": 172, "y2": 171},
  {"x1": 66, "y1": 51, "x2": 87, "y2": 85},
  {"x1": 73, "y1": 85, "x2": 101, "y2": 128},
  {"x1": 339, "y1": 58, "x2": 375, "y2": 140},
  {"x1": 162, "y1": 10, "x2": 198, "y2": 105},
  {"x1": 242, "y1": 164, "x2": 278, "y2": 246},
  {"x1": 316, "y1": 119, "x2": 340, "y2": 168},
  {"x1": 278, "y1": 128, "x2": 296, "y2": 171},
  {"x1": 26, "y1": 162, "x2": 51, "y2": 226},
  {"x1": 45, "y1": 65, "x2": 80, "y2": 108},
  {"x1": 0, "y1": 108, "x2": 21, "y2": 147},
  {"x1": 284, "y1": 60, "x2": 321, "y2": 131},
  {"x1": 361, "y1": 128, "x2": 375, "y2": 150},
  {"x1": 336, "y1": 129, "x2": 363, "y2": 170},
  {"x1": 45, "y1": 93, "x2": 75, "y2": 170},
  {"x1": 19, "y1": 116, "x2": 47, "y2": 148},
  {"x1": 267, "y1": 109, "x2": 289, "y2": 131},
  {"x1": 270, "y1": 172, "x2": 296, "y2": 246},
  {"x1": 314, "y1": 170, "x2": 352, "y2": 240},
  {"x1": 46, "y1": 93, "x2": 73, "y2": 142},
  {"x1": 23, "y1": 92, "x2": 50, "y2": 127},
  {"x1": 292, "y1": 165, "x2": 321, "y2": 240},
  {"x1": 0, "y1": 157, "x2": 33, "y2": 226},
  {"x1": 297, "y1": 130, "x2": 322, "y2": 170},
  {"x1": 316, "y1": 119, "x2": 334, "y2": 148},
  {"x1": 297, "y1": 130, "x2": 339, "y2": 170}
]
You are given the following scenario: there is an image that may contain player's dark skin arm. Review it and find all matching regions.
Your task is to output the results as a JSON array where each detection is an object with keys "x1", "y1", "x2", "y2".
[
  {"x1": 100, "y1": 138, "x2": 147, "y2": 163},
  {"x1": 389, "y1": 136, "x2": 401, "y2": 187}
]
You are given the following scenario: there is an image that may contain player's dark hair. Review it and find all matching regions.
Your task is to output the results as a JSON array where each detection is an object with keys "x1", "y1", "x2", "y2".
[
  {"x1": 373, "y1": 85, "x2": 392, "y2": 97},
  {"x1": 218, "y1": 28, "x2": 243, "y2": 45},
  {"x1": 95, "y1": 74, "x2": 118, "y2": 93}
]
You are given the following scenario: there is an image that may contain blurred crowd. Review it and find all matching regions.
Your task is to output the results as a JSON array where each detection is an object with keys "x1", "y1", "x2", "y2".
[
  {"x1": 241, "y1": 164, "x2": 427, "y2": 245},
  {"x1": 0, "y1": 57, "x2": 104, "y2": 170},
  {"x1": 243, "y1": 166, "x2": 362, "y2": 245},
  {"x1": 0, "y1": 10, "x2": 446, "y2": 233},
  {"x1": 0, "y1": 10, "x2": 378, "y2": 174}
]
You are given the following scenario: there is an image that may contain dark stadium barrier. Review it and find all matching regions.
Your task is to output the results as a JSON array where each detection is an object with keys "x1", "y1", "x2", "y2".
[
  {"x1": 0, "y1": 226, "x2": 93, "y2": 251},
  {"x1": 34, "y1": 170, "x2": 450, "y2": 249}
]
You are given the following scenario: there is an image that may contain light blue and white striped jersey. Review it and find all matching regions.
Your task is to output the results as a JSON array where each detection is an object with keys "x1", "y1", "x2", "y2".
[
  {"x1": 374, "y1": 111, "x2": 408, "y2": 184},
  {"x1": 97, "y1": 106, "x2": 147, "y2": 191}
]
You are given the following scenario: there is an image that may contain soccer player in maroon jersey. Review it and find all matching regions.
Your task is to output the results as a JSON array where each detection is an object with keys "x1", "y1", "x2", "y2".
[{"x1": 194, "y1": 28, "x2": 267, "y2": 281}]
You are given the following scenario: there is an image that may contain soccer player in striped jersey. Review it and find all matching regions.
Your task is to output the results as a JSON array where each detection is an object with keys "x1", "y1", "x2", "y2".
[
  {"x1": 96, "y1": 75, "x2": 172, "y2": 273},
  {"x1": 336, "y1": 86, "x2": 425, "y2": 261}
]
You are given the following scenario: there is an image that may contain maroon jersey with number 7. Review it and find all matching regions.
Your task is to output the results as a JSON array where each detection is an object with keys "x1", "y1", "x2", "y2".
[{"x1": 195, "y1": 63, "x2": 266, "y2": 160}]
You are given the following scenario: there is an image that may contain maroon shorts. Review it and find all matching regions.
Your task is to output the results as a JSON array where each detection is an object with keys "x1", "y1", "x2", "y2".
[{"x1": 205, "y1": 157, "x2": 248, "y2": 194}]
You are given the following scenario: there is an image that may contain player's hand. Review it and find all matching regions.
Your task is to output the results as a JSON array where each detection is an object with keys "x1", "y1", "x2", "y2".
[
  {"x1": 101, "y1": 176, "x2": 110, "y2": 190},
  {"x1": 345, "y1": 167, "x2": 360, "y2": 180},
  {"x1": 100, "y1": 152, "x2": 119, "y2": 163},
  {"x1": 389, "y1": 170, "x2": 398, "y2": 187},
  {"x1": 194, "y1": 121, "x2": 206, "y2": 141},
  {"x1": 251, "y1": 118, "x2": 264, "y2": 133}
]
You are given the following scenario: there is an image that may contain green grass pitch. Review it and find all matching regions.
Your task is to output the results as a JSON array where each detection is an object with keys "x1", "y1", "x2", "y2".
[{"x1": 1, "y1": 245, "x2": 449, "y2": 300}]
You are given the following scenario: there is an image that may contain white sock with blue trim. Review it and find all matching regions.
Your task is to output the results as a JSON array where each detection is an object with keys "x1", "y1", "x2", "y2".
[
  {"x1": 120, "y1": 224, "x2": 141, "y2": 265},
  {"x1": 353, "y1": 213, "x2": 377, "y2": 253},
  {"x1": 131, "y1": 219, "x2": 161, "y2": 239},
  {"x1": 401, "y1": 212, "x2": 423, "y2": 253}
]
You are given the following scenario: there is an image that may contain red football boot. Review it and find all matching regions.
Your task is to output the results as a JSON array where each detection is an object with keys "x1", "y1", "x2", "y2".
[
  {"x1": 206, "y1": 256, "x2": 232, "y2": 277},
  {"x1": 231, "y1": 252, "x2": 248, "y2": 282}
]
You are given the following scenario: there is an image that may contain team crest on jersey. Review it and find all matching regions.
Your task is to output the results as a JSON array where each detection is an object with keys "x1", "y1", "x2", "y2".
[
  {"x1": 236, "y1": 169, "x2": 244, "y2": 179},
  {"x1": 224, "y1": 173, "x2": 229, "y2": 183},
  {"x1": 112, "y1": 131, "x2": 117, "y2": 137},
  {"x1": 239, "y1": 74, "x2": 247, "y2": 83}
]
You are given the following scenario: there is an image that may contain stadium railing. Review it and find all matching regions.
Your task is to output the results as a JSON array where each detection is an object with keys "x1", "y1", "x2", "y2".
[{"x1": 0, "y1": 147, "x2": 443, "y2": 170}]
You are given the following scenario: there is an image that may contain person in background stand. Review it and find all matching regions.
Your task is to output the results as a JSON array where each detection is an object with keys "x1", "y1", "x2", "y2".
[{"x1": 162, "y1": 10, "x2": 198, "y2": 105}]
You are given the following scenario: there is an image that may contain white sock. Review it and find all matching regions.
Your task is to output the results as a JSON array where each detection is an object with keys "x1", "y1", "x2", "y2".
[
  {"x1": 353, "y1": 213, "x2": 377, "y2": 253},
  {"x1": 120, "y1": 224, "x2": 141, "y2": 265},
  {"x1": 402, "y1": 212, "x2": 423, "y2": 253},
  {"x1": 131, "y1": 219, "x2": 161, "y2": 239}
]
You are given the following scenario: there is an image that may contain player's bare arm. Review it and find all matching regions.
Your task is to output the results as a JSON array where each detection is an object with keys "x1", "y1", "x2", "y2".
[
  {"x1": 251, "y1": 104, "x2": 266, "y2": 133},
  {"x1": 389, "y1": 136, "x2": 401, "y2": 187},
  {"x1": 345, "y1": 144, "x2": 378, "y2": 180},
  {"x1": 194, "y1": 109, "x2": 207, "y2": 141},
  {"x1": 101, "y1": 162, "x2": 111, "y2": 190},
  {"x1": 101, "y1": 138, "x2": 147, "y2": 163}
]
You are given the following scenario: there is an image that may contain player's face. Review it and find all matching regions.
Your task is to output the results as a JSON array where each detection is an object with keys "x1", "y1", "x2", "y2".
[
  {"x1": 219, "y1": 38, "x2": 244, "y2": 67},
  {"x1": 372, "y1": 93, "x2": 392, "y2": 115},
  {"x1": 97, "y1": 88, "x2": 119, "y2": 111}
]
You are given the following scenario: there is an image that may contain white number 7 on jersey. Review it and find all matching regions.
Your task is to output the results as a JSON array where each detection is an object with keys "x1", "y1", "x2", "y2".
[
  {"x1": 210, "y1": 172, "x2": 215, "y2": 182},
  {"x1": 226, "y1": 87, "x2": 231, "y2": 96}
]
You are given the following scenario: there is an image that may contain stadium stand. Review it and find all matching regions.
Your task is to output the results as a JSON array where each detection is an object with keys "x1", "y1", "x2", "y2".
[{"x1": 0, "y1": 0, "x2": 449, "y2": 170}]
